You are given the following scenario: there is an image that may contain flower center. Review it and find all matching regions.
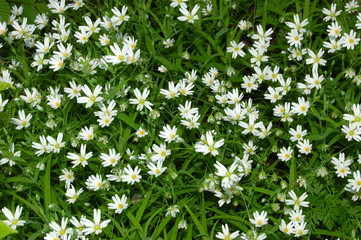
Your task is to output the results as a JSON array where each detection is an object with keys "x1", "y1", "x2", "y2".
[
  {"x1": 110, "y1": 158, "x2": 115, "y2": 163},
  {"x1": 96, "y1": 182, "x2": 102, "y2": 188},
  {"x1": 349, "y1": 38, "x2": 354, "y2": 44},
  {"x1": 118, "y1": 203, "x2": 123, "y2": 209},
  {"x1": 285, "y1": 153, "x2": 290, "y2": 158},
  {"x1": 340, "y1": 169, "x2": 345, "y2": 173},
  {"x1": 301, "y1": 106, "x2": 306, "y2": 111},
  {"x1": 155, "y1": 168, "x2": 161, "y2": 174},
  {"x1": 357, "y1": 181, "x2": 361, "y2": 186},
  {"x1": 350, "y1": 130, "x2": 355, "y2": 136},
  {"x1": 131, "y1": 174, "x2": 137, "y2": 179}
]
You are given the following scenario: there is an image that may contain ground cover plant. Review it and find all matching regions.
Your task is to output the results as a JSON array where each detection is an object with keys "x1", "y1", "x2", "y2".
[{"x1": 0, "y1": 0, "x2": 361, "y2": 239}]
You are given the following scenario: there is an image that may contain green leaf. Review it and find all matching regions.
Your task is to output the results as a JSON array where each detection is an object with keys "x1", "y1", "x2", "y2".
[
  {"x1": 0, "y1": 82, "x2": 14, "y2": 91},
  {"x1": 184, "y1": 205, "x2": 209, "y2": 239},
  {"x1": 0, "y1": 0, "x2": 10, "y2": 22},
  {"x1": 0, "y1": 220, "x2": 17, "y2": 239},
  {"x1": 44, "y1": 155, "x2": 52, "y2": 210}
]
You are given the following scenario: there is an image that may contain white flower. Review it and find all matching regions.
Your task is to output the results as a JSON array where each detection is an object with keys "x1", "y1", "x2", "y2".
[
  {"x1": 136, "y1": 127, "x2": 148, "y2": 138},
  {"x1": 158, "y1": 65, "x2": 167, "y2": 73},
  {"x1": 147, "y1": 160, "x2": 167, "y2": 177},
  {"x1": 289, "y1": 125, "x2": 307, "y2": 142},
  {"x1": 108, "y1": 194, "x2": 128, "y2": 214},
  {"x1": 59, "y1": 168, "x2": 74, "y2": 189},
  {"x1": 49, "y1": 55, "x2": 64, "y2": 71},
  {"x1": 178, "y1": 219, "x2": 187, "y2": 229},
  {"x1": 85, "y1": 174, "x2": 104, "y2": 191},
  {"x1": 285, "y1": 190, "x2": 309, "y2": 210},
  {"x1": 249, "y1": 47, "x2": 268, "y2": 66},
  {"x1": 289, "y1": 209, "x2": 305, "y2": 223},
  {"x1": 111, "y1": 6, "x2": 130, "y2": 26},
  {"x1": 70, "y1": 216, "x2": 86, "y2": 236},
  {"x1": 264, "y1": 86, "x2": 281, "y2": 103},
  {"x1": 345, "y1": 0, "x2": 359, "y2": 13},
  {"x1": 279, "y1": 219, "x2": 295, "y2": 235},
  {"x1": 99, "y1": 33, "x2": 110, "y2": 46},
  {"x1": 48, "y1": 0, "x2": 69, "y2": 14},
  {"x1": 285, "y1": 14, "x2": 308, "y2": 34},
  {"x1": 77, "y1": 85, "x2": 103, "y2": 108},
  {"x1": 122, "y1": 164, "x2": 142, "y2": 185},
  {"x1": 296, "y1": 139, "x2": 312, "y2": 155},
  {"x1": 100, "y1": 148, "x2": 120, "y2": 167},
  {"x1": 347, "y1": 170, "x2": 361, "y2": 192},
  {"x1": 249, "y1": 210, "x2": 268, "y2": 228},
  {"x1": 64, "y1": 80, "x2": 82, "y2": 99},
  {"x1": 170, "y1": 0, "x2": 187, "y2": 8},
  {"x1": 65, "y1": 184, "x2": 83, "y2": 204},
  {"x1": 105, "y1": 43, "x2": 128, "y2": 65},
  {"x1": 2, "y1": 206, "x2": 25, "y2": 230},
  {"x1": 0, "y1": 94, "x2": 8, "y2": 112},
  {"x1": 129, "y1": 88, "x2": 153, "y2": 111},
  {"x1": 10, "y1": 110, "x2": 32, "y2": 130},
  {"x1": 74, "y1": 27, "x2": 91, "y2": 44},
  {"x1": 47, "y1": 132, "x2": 65, "y2": 153},
  {"x1": 159, "y1": 125, "x2": 179, "y2": 143},
  {"x1": 151, "y1": 143, "x2": 171, "y2": 162},
  {"x1": 78, "y1": 126, "x2": 95, "y2": 141},
  {"x1": 177, "y1": 5, "x2": 200, "y2": 23},
  {"x1": 163, "y1": 38, "x2": 175, "y2": 48},
  {"x1": 215, "y1": 224, "x2": 239, "y2": 240},
  {"x1": 286, "y1": 29, "x2": 303, "y2": 48},
  {"x1": 293, "y1": 221, "x2": 308, "y2": 237},
  {"x1": 277, "y1": 146, "x2": 293, "y2": 162},
  {"x1": 49, "y1": 217, "x2": 73, "y2": 237},
  {"x1": 306, "y1": 49, "x2": 326, "y2": 73},
  {"x1": 291, "y1": 97, "x2": 310, "y2": 116},
  {"x1": 227, "y1": 40, "x2": 245, "y2": 58},
  {"x1": 342, "y1": 124, "x2": 361, "y2": 141},
  {"x1": 160, "y1": 81, "x2": 180, "y2": 99},
  {"x1": 331, "y1": 152, "x2": 352, "y2": 178},
  {"x1": 81, "y1": 209, "x2": 111, "y2": 235},
  {"x1": 340, "y1": 30, "x2": 360, "y2": 50},
  {"x1": 67, "y1": 144, "x2": 92, "y2": 168},
  {"x1": 83, "y1": 16, "x2": 101, "y2": 34},
  {"x1": 214, "y1": 161, "x2": 239, "y2": 188},
  {"x1": 343, "y1": 104, "x2": 361, "y2": 126},
  {"x1": 32, "y1": 135, "x2": 50, "y2": 156},
  {"x1": 322, "y1": 3, "x2": 342, "y2": 22},
  {"x1": 166, "y1": 205, "x2": 179, "y2": 217},
  {"x1": 326, "y1": 21, "x2": 342, "y2": 38},
  {"x1": 195, "y1": 131, "x2": 224, "y2": 156}
]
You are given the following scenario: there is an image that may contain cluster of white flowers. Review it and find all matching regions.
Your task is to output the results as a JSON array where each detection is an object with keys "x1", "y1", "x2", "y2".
[{"x1": 1, "y1": 0, "x2": 361, "y2": 238}]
